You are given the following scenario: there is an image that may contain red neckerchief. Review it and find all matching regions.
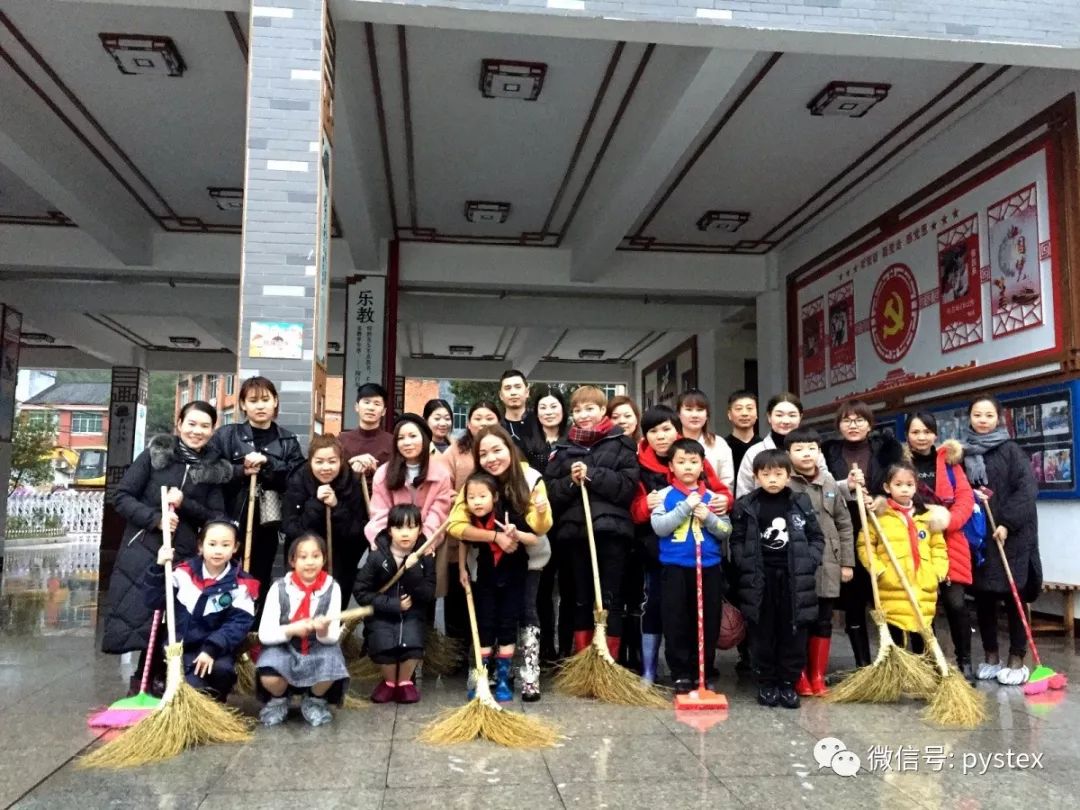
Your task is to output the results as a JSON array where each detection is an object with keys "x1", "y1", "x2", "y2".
[
  {"x1": 471, "y1": 512, "x2": 501, "y2": 565},
  {"x1": 289, "y1": 570, "x2": 327, "y2": 654},
  {"x1": 568, "y1": 416, "x2": 614, "y2": 448},
  {"x1": 670, "y1": 479, "x2": 707, "y2": 498},
  {"x1": 888, "y1": 499, "x2": 920, "y2": 572},
  {"x1": 178, "y1": 559, "x2": 228, "y2": 589}
]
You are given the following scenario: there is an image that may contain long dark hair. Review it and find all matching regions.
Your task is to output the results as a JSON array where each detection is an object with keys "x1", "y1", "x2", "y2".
[
  {"x1": 455, "y1": 399, "x2": 501, "y2": 454},
  {"x1": 385, "y1": 416, "x2": 432, "y2": 490},
  {"x1": 471, "y1": 424, "x2": 530, "y2": 516},
  {"x1": 534, "y1": 386, "x2": 568, "y2": 441}
]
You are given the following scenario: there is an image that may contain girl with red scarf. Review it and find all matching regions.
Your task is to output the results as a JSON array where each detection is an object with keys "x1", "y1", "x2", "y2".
[
  {"x1": 256, "y1": 533, "x2": 349, "y2": 727},
  {"x1": 857, "y1": 463, "x2": 950, "y2": 652},
  {"x1": 544, "y1": 386, "x2": 640, "y2": 660}
]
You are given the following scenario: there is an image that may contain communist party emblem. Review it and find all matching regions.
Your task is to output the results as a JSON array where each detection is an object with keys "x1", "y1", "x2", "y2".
[{"x1": 870, "y1": 263, "x2": 919, "y2": 363}]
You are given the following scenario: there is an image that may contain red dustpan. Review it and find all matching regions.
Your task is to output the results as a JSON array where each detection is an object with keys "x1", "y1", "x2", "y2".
[{"x1": 674, "y1": 524, "x2": 728, "y2": 712}]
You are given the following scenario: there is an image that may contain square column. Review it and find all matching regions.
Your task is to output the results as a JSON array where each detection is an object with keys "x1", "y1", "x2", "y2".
[{"x1": 238, "y1": 0, "x2": 335, "y2": 444}]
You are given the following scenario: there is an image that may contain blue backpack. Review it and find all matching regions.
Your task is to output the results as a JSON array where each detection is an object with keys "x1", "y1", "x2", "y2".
[{"x1": 945, "y1": 464, "x2": 988, "y2": 567}]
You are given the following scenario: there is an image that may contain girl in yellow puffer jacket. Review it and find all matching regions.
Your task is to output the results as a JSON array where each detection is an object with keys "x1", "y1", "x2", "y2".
[{"x1": 857, "y1": 462, "x2": 950, "y2": 653}]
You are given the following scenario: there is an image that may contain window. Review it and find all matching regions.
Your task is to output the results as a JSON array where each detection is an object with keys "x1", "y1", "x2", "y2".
[
  {"x1": 71, "y1": 411, "x2": 104, "y2": 434},
  {"x1": 225, "y1": 374, "x2": 235, "y2": 395},
  {"x1": 452, "y1": 402, "x2": 468, "y2": 431},
  {"x1": 193, "y1": 376, "x2": 203, "y2": 400},
  {"x1": 222, "y1": 410, "x2": 235, "y2": 425},
  {"x1": 26, "y1": 411, "x2": 58, "y2": 431},
  {"x1": 180, "y1": 387, "x2": 190, "y2": 407},
  {"x1": 206, "y1": 374, "x2": 218, "y2": 405}
]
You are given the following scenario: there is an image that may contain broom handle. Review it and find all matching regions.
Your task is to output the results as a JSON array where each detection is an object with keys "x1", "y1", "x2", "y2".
[
  {"x1": 335, "y1": 605, "x2": 374, "y2": 623},
  {"x1": 140, "y1": 609, "x2": 162, "y2": 694},
  {"x1": 359, "y1": 471, "x2": 372, "y2": 512},
  {"x1": 460, "y1": 541, "x2": 485, "y2": 670},
  {"x1": 580, "y1": 484, "x2": 605, "y2": 612},
  {"x1": 160, "y1": 487, "x2": 178, "y2": 647},
  {"x1": 243, "y1": 474, "x2": 257, "y2": 571},
  {"x1": 376, "y1": 516, "x2": 452, "y2": 594},
  {"x1": 866, "y1": 508, "x2": 949, "y2": 675},
  {"x1": 325, "y1": 504, "x2": 333, "y2": 575},
  {"x1": 977, "y1": 493, "x2": 1042, "y2": 665},
  {"x1": 853, "y1": 471, "x2": 883, "y2": 611},
  {"x1": 694, "y1": 519, "x2": 706, "y2": 692}
]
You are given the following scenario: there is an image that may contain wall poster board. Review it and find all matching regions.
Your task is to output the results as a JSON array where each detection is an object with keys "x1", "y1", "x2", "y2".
[
  {"x1": 789, "y1": 131, "x2": 1066, "y2": 415},
  {"x1": 640, "y1": 337, "x2": 697, "y2": 409}
]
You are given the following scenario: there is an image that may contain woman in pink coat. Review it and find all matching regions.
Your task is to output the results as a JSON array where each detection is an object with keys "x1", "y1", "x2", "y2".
[{"x1": 365, "y1": 414, "x2": 454, "y2": 547}]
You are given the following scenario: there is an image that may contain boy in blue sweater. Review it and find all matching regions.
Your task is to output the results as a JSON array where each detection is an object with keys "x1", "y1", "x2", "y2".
[
  {"x1": 651, "y1": 438, "x2": 732, "y2": 693},
  {"x1": 144, "y1": 519, "x2": 258, "y2": 702}
]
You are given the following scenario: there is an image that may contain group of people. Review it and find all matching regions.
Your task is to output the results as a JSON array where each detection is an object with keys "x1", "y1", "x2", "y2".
[{"x1": 100, "y1": 368, "x2": 1042, "y2": 728}]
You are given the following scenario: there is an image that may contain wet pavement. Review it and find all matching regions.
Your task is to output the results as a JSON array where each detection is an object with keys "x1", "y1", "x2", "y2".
[{"x1": 1, "y1": 540, "x2": 1078, "y2": 808}]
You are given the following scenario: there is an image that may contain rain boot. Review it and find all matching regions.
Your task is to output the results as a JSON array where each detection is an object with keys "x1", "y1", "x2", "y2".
[
  {"x1": 641, "y1": 633, "x2": 661, "y2": 685},
  {"x1": 494, "y1": 654, "x2": 514, "y2": 703},
  {"x1": 606, "y1": 635, "x2": 620, "y2": 661},
  {"x1": 520, "y1": 625, "x2": 541, "y2": 703},
  {"x1": 467, "y1": 655, "x2": 490, "y2": 699},
  {"x1": 807, "y1": 635, "x2": 831, "y2": 696},
  {"x1": 795, "y1": 670, "x2": 814, "y2": 697},
  {"x1": 847, "y1": 625, "x2": 871, "y2": 668},
  {"x1": 572, "y1": 630, "x2": 593, "y2": 654}
]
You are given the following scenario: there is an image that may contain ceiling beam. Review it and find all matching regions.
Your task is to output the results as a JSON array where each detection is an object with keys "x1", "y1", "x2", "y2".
[
  {"x1": 398, "y1": 293, "x2": 744, "y2": 331},
  {"x1": 401, "y1": 357, "x2": 633, "y2": 384},
  {"x1": 566, "y1": 48, "x2": 759, "y2": 282},
  {"x1": 332, "y1": 23, "x2": 393, "y2": 270},
  {"x1": 507, "y1": 327, "x2": 565, "y2": 379},
  {"x1": 21, "y1": 309, "x2": 146, "y2": 368},
  {"x1": 0, "y1": 40, "x2": 153, "y2": 265},
  {"x1": 0, "y1": 279, "x2": 237, "y2": 320}
]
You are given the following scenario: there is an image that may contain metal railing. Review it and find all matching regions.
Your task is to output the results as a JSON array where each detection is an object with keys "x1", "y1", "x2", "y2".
[{"x1": 5, "y1": 490, "x2": 104, "y2": 540}]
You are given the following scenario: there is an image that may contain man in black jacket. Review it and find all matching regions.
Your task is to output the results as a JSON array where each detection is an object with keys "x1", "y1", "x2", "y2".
[{"x1": 499, "y1": 369, "x2": 548, "y2": 471}]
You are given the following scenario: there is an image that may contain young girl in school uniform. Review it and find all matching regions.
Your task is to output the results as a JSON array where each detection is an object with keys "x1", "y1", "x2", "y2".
[{"x1": 256, "y1": 532, "x2": 349, "y2": 728}]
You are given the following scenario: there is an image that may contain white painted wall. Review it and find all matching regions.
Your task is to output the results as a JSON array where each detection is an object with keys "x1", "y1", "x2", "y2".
[{"x1": 772, "y1": 67, "x2": 1080, "y2": 603}]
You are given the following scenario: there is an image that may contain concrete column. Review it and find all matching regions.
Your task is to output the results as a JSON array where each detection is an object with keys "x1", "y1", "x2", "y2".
[
  {"x1": 0, "y1": 304, "x2": 22, "y2": 576},
  {"x1": 98, "y1": 367, "x2": 149, "y2": 593},
  {"x1": 755, "y1": 288, "x2": 789, "y2": 409},
  {"x1": 238, "y1": 0, "x2": 335, "y2": 444}
]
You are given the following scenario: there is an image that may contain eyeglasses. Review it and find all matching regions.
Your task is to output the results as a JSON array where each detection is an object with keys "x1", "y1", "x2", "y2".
[{"x1": 841, "y1": 417, "x2": 869, "y2": 427}]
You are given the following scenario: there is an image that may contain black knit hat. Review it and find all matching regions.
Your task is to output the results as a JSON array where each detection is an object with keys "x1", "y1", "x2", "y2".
[{"x1": 394, "y1": 412, "x2": 432, "y2": 442}]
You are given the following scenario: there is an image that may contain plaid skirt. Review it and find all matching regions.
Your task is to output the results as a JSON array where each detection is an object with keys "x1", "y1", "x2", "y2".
[{"x1": 256, "y1": 641, "x2": 349, "y2": 688}]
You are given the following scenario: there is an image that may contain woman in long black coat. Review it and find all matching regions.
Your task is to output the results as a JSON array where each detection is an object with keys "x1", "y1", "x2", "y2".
[
  {"x1": 101, "y1": 400, "x2": 232, "y2": 689},
  {"x1": 961, "y1": 396, "x2": 1041, "y2": 686}
]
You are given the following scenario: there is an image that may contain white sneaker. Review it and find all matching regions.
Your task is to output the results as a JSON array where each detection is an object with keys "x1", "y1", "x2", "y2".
[
  {"x1": 976, "y1": 662, "x2": 1003, "y2": 681},
  {"x1": 996, "y1": 666, "x2": 1030, "y2": 686}
]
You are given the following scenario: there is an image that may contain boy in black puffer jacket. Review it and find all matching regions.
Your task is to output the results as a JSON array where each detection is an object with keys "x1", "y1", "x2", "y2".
[
  {"x1": 730, "y1": 450, "x2": 824, "y2": 709},
  {"x1": 545, "y1": 386, "x2": 639, "y2": 660},
  {"x1": 353, "y1": 504, "x2": 436, "y2": 704}
]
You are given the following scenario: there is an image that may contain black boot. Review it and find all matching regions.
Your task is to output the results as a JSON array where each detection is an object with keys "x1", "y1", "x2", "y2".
[
  {"x1": 847, "y1": 625, "x2": 871, "y2": 668},
  {"x1": 777, "y1": 683, "x2": 800, "y2": 709},
  {"x1": 958, "y1": 658, "x2": 975, "y2": 683},
  {"x1": 757, "y1": 685, "x2": 779, "y2": 707}
]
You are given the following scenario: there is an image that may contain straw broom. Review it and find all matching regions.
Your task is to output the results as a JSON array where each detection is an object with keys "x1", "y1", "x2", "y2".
[
  {"x1": 82, "y1": 488, "x2": 254, "y2": 769},
  {"x1": 865, "y1": 509, "x2": 986, "y2": 728},
  {"x1": 827, "y1": 476, "x2": 938, "y2": 703},
  {"x1": 418, "y1": 545, "x2": 560, "y2": 748},
  {"x1": 234, "y1": 475, "x2": 260, "y2": 695},
  {"x1": 554, "y1": 484, "x2": 668, "y2": 708}
]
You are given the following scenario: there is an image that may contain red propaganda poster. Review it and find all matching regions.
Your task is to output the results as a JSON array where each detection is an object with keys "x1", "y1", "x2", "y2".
[
  {"x1": 988, "y1": 184, "x2": 1042, "y2": 337},
  {"x1": 801, "y1": 297, "x2": 826, "y2": 393},
  {"x1": 827, "y1": 282, "x2": 856, "y2": 384},
  {"x1": 937, "y1": 214, "x2": 983, "y2": 353},
  {"x1": 869, "y1": 264, "x2": 919, "y2": 363}
]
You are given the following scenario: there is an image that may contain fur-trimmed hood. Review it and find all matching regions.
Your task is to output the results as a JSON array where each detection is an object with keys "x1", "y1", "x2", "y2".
[
  {"x1": 148, "y1": 434, "x2": 232, "y2": 485},
  {"x1": 871, "y1": 496, "x2": 950, "y2": 532},
  {"x1": 903, "y1": 438, "x2": 964, "y2": 467}
]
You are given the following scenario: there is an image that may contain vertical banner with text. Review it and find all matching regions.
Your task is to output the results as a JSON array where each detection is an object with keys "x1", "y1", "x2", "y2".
[{"x1": 343, "y1": 275, "x2": 386, "y2": 429}]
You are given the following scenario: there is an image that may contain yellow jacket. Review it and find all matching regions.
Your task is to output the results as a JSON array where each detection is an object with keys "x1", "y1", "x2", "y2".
[{"x1": 857, "y1": 500, "x2": 949, "y2": 632}]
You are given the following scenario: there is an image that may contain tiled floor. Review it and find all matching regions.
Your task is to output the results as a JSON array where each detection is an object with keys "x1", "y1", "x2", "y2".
[{"x1": 2, "y1": 629, "x2": 1078, "y2": 809}]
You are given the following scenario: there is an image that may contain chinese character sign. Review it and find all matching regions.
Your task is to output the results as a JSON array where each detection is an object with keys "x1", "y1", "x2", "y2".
[{"x1": 343, "y1": 275, "x2": 386, "y2": 429}]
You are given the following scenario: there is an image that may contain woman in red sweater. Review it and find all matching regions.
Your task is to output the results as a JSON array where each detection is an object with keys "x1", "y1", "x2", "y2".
[{"x1": 906, "y1": 411, "x2": 976, "y2": 679}]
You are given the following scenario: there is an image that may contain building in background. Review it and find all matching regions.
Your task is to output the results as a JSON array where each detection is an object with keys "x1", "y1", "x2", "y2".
[
  {"x1": 175, "y1": 373, "x2": 344, "y2": 434},
  {"x1": 19, "y1": 382, "x2": 110, "y2": 450}
]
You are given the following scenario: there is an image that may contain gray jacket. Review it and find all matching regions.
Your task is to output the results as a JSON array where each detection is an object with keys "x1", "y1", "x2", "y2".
[{"x1": 789, "y1": 468, "x2": 856, "y2": 598}]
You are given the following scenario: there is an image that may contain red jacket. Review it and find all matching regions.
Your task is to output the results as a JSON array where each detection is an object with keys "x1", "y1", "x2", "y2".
[
  {"x1": 921, "y1": 440, "x2": 976, "y2": 585},
  {"x1": 630, "y1": 441, "x2": 733, "y2": 524}
]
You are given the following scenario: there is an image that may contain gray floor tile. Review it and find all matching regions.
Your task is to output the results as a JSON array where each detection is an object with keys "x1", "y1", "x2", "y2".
[
  {"x1": 219, "y1": 740, "x2": 389, "y2": 792},
  {"x1": 15, "y1": 793, "x2": 202, "y2": 809},
  {"x1": 720, "y1": 774, "x2": 928, "y2": 809},
  {"x1": 544, "y1": 733, "x2": 708, "y2": 784},
  {"x1": 384, "y1": 782, "x2": 561, "y2": 809},
  {"x1": 386, "y1": 740, "x2": 550, "y2": 787},
  {"x1": 0, "y1": 745, "x2": 78, "y2": 808},
  {"x1": 558, "y1": 777, "x2": 736, "y2": 809},
  {"x1": 522, "y1": 700, "x2": 671, "y2": 737},
  {"x1": 198, "y1": 788, "x2": 384, "y2": 809}
]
